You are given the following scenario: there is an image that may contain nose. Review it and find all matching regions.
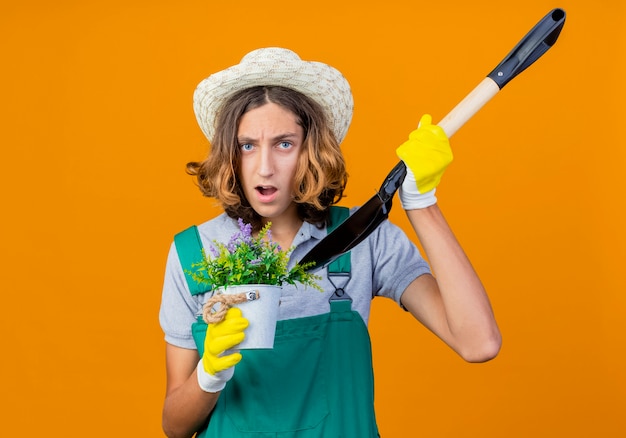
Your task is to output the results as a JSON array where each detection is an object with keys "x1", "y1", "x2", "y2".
[{"x1": 257, "y1": 146, "x2": 274, "y2": 178}]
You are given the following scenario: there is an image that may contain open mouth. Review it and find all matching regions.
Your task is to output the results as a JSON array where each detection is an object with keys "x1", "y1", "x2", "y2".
[{"x1": 256, "y1": 185, "x2": 277, "y2": 196}]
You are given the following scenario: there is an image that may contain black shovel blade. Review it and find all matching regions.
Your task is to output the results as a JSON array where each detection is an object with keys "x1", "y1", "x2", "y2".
[
  {"x1": 300, "y1": 161, "x2": 406, "y2": 271},
  {"x1": 300, "y1": 193, "x2": 389, "y2": 271}
]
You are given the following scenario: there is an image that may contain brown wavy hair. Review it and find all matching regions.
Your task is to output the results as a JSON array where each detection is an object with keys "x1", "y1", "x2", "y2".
[{"x1": 187, "y1": 86, "x2": 348, "y2": 231}]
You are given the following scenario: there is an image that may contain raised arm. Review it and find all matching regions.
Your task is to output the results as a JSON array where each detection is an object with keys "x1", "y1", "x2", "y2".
[
  {"x1": 401, "y1": 205, "x2": 501, "y2": 362},
  {"x1": 396, "y1": 115, "x2": 501, "y2": 362}
]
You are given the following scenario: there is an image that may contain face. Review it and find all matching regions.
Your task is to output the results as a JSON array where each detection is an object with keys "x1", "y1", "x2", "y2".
[{"x1": 237, "y1": 102, "x2": 304, "y2": 226}]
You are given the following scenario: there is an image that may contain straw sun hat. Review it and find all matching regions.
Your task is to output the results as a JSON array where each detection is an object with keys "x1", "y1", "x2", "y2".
[{"x1": 193, "y1": 47, "x2": 354, "y2": 144}]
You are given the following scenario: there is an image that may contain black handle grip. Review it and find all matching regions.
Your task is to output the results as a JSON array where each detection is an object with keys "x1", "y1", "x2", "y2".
[{"x1": 487, "y1": 8, "x2": 566, "y2": 89}]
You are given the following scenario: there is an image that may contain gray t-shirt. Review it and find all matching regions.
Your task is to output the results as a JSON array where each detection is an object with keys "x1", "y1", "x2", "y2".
[{"x1": 159, "y1": 211, "x2": 431, "y2": 349}]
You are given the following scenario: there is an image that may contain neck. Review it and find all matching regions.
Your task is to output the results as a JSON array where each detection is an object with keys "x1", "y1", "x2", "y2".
[{"x1": 261, "y1": 214, "x2": 302, "y2": 250}]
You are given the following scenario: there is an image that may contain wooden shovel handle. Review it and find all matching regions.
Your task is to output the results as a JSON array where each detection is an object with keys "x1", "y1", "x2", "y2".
[{"x1": 437, "y1": 77, "x2": 500, "y2": 138}]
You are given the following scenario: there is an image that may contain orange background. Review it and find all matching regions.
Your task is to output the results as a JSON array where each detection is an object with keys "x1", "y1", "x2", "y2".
[{"x1": 1, "y1": 0, "x2": 624, "y2": 436}]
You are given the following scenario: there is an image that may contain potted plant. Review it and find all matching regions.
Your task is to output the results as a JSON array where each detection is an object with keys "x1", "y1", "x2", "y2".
[{"x1": 186, "y1": 219, "x2": 322, "y2": 348}]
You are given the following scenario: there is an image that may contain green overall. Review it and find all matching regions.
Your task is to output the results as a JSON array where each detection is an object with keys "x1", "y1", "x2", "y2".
[{"x1": 174, "y1": 207, "x2": 379, "y2": 437}]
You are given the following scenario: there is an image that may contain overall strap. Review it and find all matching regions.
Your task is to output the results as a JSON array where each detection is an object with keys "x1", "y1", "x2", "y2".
[
  {"x1": 327, "y1": 206, "x2": 351, "y2": 274},
  {"x1": 174, "y1": 225, "x2": 210, "y2": 296},
  {"x1": 326, "y1": 206, "x2": 352, "y2": 302}
]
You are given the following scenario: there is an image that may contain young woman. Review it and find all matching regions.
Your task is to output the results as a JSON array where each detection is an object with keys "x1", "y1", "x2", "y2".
[{"x1": 159, "y1": 47, "x2": 501, "y2": 438}]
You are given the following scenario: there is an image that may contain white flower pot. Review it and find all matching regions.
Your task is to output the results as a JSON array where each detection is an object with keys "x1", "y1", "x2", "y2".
[{"x1": 216, "y1": 284, "x2": 282, "y2": 349}]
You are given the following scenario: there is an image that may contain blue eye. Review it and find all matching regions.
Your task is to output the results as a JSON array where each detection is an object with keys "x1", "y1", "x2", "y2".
[
  {"x1": 241, "y1": 143, "x2": 253, "y2": 151},
  {"x1": 279, "y1": 141, "x2": 292, "y2": 149}
]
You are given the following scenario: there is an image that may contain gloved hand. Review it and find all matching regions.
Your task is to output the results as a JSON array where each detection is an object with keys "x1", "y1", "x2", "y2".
[
  {"x1": 396, "y1": 114, "x2": 453, "y2": 209},
  {"x1": 197, "y1": 307, "x2": 249, "y2": 393}
]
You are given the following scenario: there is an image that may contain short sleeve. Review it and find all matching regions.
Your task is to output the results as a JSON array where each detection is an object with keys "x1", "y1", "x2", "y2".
[
  {"x1": 370, "y1": 220, "x2": 431, "y2": 304},
  {"x1": 158, "y1": 242, "x2": 201, "y2": 349}
]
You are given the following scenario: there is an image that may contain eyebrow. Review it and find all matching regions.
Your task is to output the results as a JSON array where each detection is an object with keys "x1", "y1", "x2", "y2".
[{"x1": 237, "y1": 133, "x2": 300, "y2": 144}]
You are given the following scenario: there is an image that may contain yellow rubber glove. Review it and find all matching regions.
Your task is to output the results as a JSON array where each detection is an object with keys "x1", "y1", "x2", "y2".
[
  {"x1": 196, "y1": 307, "x2": 249, "y2": 393},
  {"x1": 395, "y1": 114, "x2": 453, "y2": 209}
]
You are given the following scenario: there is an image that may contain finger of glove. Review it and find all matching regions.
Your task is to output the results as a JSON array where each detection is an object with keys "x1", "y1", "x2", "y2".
[
  {"x1": 203, "y1": 350, "x2": 243, "y2": 375},
  {"x1": 209, "y1": 317, "x2": 249, "y2": 340},
  {"x1": 417, "y1": 113, "x2": 433, "y2": 128},
  {"x1": 396, "y1": 136, "x2": 452, "y2": 174},
  {"x1": 209, "y1": 308, "x2": 249, "y2": 338},
  {"x1": 206, "y1": 331, "x2": 246, "y2": 356}
]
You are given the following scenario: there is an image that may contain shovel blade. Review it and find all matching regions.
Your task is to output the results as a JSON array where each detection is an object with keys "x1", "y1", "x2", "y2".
[{"x1": 300, "y1": 193, "x2": 391, "y2": 271}]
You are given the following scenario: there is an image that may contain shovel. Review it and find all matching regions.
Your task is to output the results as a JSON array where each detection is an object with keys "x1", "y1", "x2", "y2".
[{"x1": 300, "y1": 8, "x2": 566, "y2": 271}]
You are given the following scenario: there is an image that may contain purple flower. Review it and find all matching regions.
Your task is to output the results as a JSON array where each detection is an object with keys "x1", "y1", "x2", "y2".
[
  {"x1": 208, "y1": 245, "x2": 220, "y2": 258},
  {"x1": 238, "y1": 218, "x2": 253, "y2": 243},
  {"x1": 224, "y1": 219, "x2": 253, "y2": 253},
  {"x1": 227, "y1": 237, "x2": 237, "y2": 253}
]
